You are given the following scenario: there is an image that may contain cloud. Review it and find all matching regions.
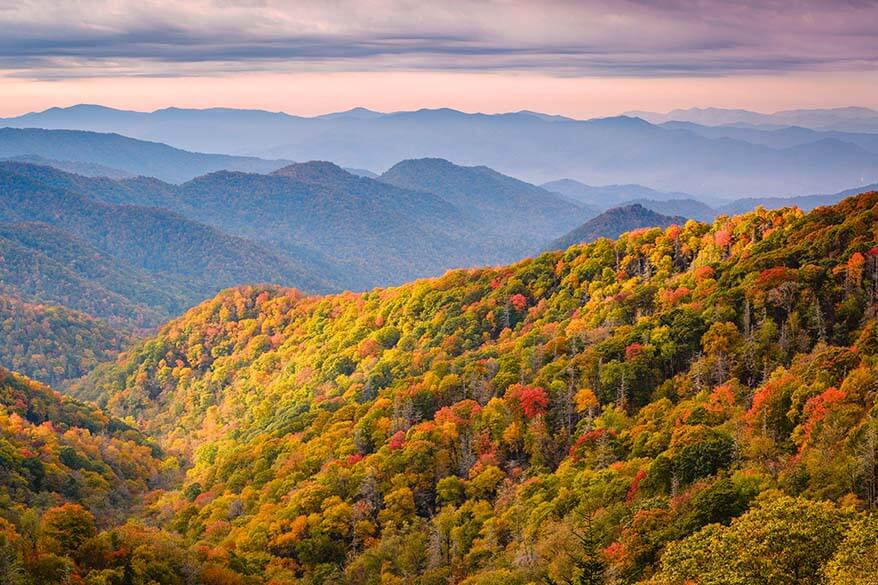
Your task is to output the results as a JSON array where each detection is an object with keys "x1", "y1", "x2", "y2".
[{"x1": 0, "y1": 0, "x2": 876, "y2": 79}]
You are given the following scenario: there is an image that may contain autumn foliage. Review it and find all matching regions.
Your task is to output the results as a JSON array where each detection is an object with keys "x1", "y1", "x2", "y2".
[{"x1": 4, "y1": 191, "x2": 878, "y2": 584}]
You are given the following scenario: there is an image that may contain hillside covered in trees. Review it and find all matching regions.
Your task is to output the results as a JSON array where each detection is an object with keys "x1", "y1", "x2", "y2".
[
  {"x1": 549, "y1": 204, "x2": 685, "y2": 250},
  {"x1": 380, "y1": 158, "x2": 594, "y2": 256},
  {"x1": 6, "y1": 191, "x2": 861, "y2": 584},
  {"x1": 0, "y1": 162, "x2": 339, "y2": 385},
  {"x1": 0, "y1": 366, "x2": 195, "y2": 584},
  {"x1": 0, "y1": 295, "x2": 127, "y2": 386}
]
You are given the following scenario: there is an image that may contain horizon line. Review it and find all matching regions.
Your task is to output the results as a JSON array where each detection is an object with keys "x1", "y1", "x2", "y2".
[{"x1": 4, "y1": 102, "x2": 878, "y2": 122}]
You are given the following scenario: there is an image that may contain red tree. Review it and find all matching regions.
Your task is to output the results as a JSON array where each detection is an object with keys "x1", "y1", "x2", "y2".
[{"x1": 506, "y1": 384, "x2": 549, "y2": 418}]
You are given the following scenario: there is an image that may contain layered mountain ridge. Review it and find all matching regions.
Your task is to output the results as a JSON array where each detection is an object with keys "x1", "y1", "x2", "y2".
[{"x1": 4, "y1": 105, "x2": 878, "y2": 196}]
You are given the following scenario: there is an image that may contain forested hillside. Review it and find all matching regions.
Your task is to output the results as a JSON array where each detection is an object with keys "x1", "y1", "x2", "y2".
[
  {"x1": 0, "y1": 162, "x2": 338, "y2": 385},
  {"x1": 0, "y1": 220, "x2": 182, "y2": 327},
  {"x1": 47, "y1": 192, "x2": 878, "y2": 584},
  {"x1": 0, "y1": 163, "x2": 333, "y2": 300},
  {"x1": 0, "y1": 367, "x2": 167, "y2": 517},
  {"x1": 0, "y1": 154, "x2": 134, "y2": 179},
  {"x1": 0, "y1": 296, "x2": 126, "y2": 385},
  {"x1": 177, "y1": 162, "x2": 497, "y2": 289},
  {"x1": 380, "y1": 158, "x2": 592, "y2": 255},
  {"x1": 549, "y1": 204, "x2": 685, "y2": 250},
  {"x1": 0, "y1": 367, "x2": 220, "y2": 584}
]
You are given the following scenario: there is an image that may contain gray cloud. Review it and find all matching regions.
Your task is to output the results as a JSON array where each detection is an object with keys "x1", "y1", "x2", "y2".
[{"x1": 0, "y1": 0, "x2": 876, "y2": 79}]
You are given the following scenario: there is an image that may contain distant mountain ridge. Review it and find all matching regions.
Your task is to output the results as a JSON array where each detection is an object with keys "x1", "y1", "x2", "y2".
[
  {"x1": 0, "y1": 162, "x2": 337, "y2": 321},
  {"x1": 5, "y1": 104, "x2": 878, "y2": 196},
  {"x1": 0, "y1": 127, "x2": 292, "y2": 182},
  {"x1": 541, "y1": 177, "x2": 878, "y2": 222},
  {"x1": 541, "y1": 178, "x2": 706, "y2": 207},
  {"x1": 380, "y1": 158, "x2": 593, "y2": 253},
  {"x1": 176, "y1": 161, "x2": 492, "y2": 289},
  {"x1": 658, "y1": 120, "x2": 878, "y2": 154},
  {"x1": 0, "y1": 157, "x2": 596, "y2": 312},
  {"x1": 628, "y1": 106, "x2": 878, "y2": 133},
  {"x1": 0, "y1": 154, "x2": 134, "y2": 178}
]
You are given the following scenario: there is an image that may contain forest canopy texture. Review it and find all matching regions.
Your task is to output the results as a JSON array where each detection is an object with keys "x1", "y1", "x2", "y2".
[{"x1": 2, "y1": 192, "x2": 878, "y2": 584}]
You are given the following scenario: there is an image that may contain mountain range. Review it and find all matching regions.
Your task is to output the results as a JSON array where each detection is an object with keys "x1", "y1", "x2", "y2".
[
  {"x1": 0, "y1": 154, "x2": 593, "y2": 292},
  {"x1": 0, "y1": 126, "x2": 291, "y2": 182},
  {"x1": 627, "y1": 106, "x2": 878, "y2": 132},
  {"x1": 380, "y1": 158, "x2": 595, "y2": 250},
  {"x1": 2, "y1": 120, "x2": 877, "y2": 388},
  {"x1": 0, "y1": 161, "x2": 341, "y2": 383},
  {"x1": 543, "y1": 177, "x2": 878, "y2": 222},
  {"x1": 175, "y1": 159, "x2": 573, "y2": 289},
  {"x1": 4, "y1": 105, "x2": 878, "y2": 196},
  {"x1": 3, "y1": 96, "x2": 878, "y2": 582},
  {"x1": 0, "y1": 156, "x2": 598, "y2": 385},
  {"x1": 658, "y1": 120, "x2": 878, "y2": 154},
  {"x1": 5, "y1": 189, "x2": 866, "y2": 584},
  {"x1": 541, "y1": 179, "x2": 708, "y2": 207}
]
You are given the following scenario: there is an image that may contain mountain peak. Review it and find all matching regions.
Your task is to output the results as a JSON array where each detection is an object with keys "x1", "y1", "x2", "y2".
[
  {"x1": 585, "y1": 115, "x2": 654, "y2": 128},
  {"x1": 270, "y1": 160, "x2": 355, "y2": 184},
  {"x1": 608, "y1": 202, "x2": 648, "y2": 213},
  {"x1": 315, "y1": 107, "x2": 384, "y2": 120},
  {"x1": 514, "y1": 110, "x2": 575, "y2": 122},
  {"x1": 385, "y1": 157, "x2": 455, "y2": 171},
  {"x1": 549, "y1": 203, "x2": 684, "y2": 250},
  {"x1": 46, "y1": 103, "x2": 120, "y2": 113}
]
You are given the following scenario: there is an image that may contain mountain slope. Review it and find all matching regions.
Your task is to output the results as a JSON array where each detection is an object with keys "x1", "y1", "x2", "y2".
[
  {"x1": 0, "y1": 127, "x2": 290, "y2": 183},
  {"x1": 0, "y1": 222, "x2": 172, "y2": 326},
  {"x1": 541, "y1": 178, "x2": 703, "y2": 208},
  {"x1": 0, "y1": 295, "x2": 126, "y2": 386},
  {"x1": 0, "y1": 163, "x2": 336, "y2": 301},
  {"x1": 177, "y1": 161, "x2": 510, "y2": 289},
  {"x1": 549, "y1": 203, "x2": 686, "y2": 249},
  {"x1": 67, "y1": 191, "x2": 878, "y2": 583},
  {"x1": 0, "y1": 161, "x2": 183, "y2": 208},
  {"x1": 380, "y1": 158, "x2": 594, "y2": 252},
  {"x1": 0, "y1": 154, "x2": 134, "y2": 178},
  {"x1": 0, "y1": 367, "x2": 167, "y2": 523}
]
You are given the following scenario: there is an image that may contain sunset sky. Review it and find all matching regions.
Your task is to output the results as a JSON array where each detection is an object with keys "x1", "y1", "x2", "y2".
[{"x1": 1, "y1": 0, "x2": 877, "y2": 117}]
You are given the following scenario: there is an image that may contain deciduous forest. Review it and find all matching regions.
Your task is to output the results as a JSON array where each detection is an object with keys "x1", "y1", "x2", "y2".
[{"x1": 3, "y1": 192, "x2": 877, "y2": 584}]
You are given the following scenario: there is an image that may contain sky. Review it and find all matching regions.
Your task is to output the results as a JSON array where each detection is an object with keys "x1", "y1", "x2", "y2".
[{"x1": 1, "y1": 0, "x2": 877, "y2": 117}]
